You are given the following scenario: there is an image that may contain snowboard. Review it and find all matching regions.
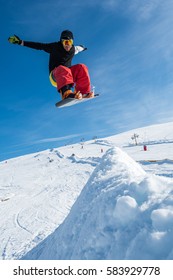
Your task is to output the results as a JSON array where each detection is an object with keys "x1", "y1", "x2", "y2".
[{"x1": 55, "y1": 94, "x2": 99, "y2": 108}]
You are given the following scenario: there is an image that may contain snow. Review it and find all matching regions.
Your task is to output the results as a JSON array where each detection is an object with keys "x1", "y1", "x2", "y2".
[{"x1": 1, "y1": 122, "x2": 173, "y2": 260}]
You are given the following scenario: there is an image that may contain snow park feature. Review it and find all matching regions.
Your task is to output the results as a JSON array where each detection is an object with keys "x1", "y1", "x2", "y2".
[{"x1": 0, "y1": 122, "x2": 173, "y2": 260}]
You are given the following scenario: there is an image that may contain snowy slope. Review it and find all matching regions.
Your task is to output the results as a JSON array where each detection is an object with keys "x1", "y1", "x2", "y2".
[
  {"x1": 0, "y1": 150, "x2": 98, "y2": 259},
  {"x1": 1, "y1": 122, "x2": 173, "y2": 259}
]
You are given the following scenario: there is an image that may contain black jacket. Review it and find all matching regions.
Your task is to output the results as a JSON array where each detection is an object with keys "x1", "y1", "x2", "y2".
[{"x1": 23, "y1": 41, "x2": 75, "y2": 73}]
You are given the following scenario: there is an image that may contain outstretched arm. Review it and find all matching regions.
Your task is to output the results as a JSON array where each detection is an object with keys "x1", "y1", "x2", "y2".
[{"x1": 8, "y1": 35, "x2": 53, "y2": 53}]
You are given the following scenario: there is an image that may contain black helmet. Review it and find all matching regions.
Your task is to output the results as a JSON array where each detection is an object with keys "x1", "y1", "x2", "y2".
[{"x1": 60, "y1": 30, "x2": 74, "y2": 40}]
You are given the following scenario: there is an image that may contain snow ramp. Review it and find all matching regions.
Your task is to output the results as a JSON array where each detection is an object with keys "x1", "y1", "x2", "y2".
[{"x1": 23, "y1": 147, "x2": 173, "y2": 260}]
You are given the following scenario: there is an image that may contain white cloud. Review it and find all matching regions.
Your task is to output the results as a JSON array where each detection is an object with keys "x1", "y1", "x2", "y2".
[{"x1": 32, "y1": 134, "x2": 81, "y2": 144}]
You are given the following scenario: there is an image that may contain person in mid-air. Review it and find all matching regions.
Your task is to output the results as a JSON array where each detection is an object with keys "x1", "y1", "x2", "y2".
[{"x1": 8, "y1": 30, "x2": 94, "y2": 100}]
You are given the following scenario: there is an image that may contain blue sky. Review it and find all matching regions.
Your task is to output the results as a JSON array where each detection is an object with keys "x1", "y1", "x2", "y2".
[{"x1": 1, "y1": 0, "x2": 173, "y2": 161}]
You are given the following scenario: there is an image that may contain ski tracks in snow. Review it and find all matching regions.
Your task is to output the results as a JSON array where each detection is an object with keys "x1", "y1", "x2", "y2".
[{"x1": 14, "y1": 211, "x2": 32, "y2": 234}]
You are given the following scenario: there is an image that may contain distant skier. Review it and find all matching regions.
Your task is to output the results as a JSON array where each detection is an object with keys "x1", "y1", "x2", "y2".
[{"x1": 8, "y1": 30, "x2": 94, "y2": 100}]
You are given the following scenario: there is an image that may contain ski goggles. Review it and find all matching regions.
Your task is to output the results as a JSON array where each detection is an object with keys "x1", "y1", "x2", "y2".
[{"x1": 61, "y1": 39, "x2": 73, "y2": 46}]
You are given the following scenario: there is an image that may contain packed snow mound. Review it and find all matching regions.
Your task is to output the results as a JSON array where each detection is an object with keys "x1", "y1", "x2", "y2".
[{"x1": 23, "y1": 147, "x2": 173, "y2": 260}]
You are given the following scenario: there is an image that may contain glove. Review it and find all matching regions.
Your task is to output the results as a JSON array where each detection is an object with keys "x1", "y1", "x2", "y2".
[{"x1": 8, "y1": 35, "x2": 22, "y2": 45}]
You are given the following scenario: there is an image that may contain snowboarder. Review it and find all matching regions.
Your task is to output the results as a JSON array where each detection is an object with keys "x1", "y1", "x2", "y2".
[{"x1": 8, "y1": 30, "x2": 94, "y2": 100}]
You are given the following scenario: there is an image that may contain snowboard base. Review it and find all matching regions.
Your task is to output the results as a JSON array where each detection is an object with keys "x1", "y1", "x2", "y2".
[{"x1": 55, "y1": 94, "x2": 99, "y2": 108}]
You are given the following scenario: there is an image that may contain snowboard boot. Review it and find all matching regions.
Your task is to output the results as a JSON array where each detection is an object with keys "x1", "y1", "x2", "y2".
[
  {"x1": 60, "y1": 85, "x2": 82, "y2": 100},
  {"x1": 82, "y1": 92, "x2": 94, "y2": 98}
]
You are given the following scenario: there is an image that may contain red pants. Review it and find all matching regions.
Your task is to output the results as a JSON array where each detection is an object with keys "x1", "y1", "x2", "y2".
[{"x1": 52, "y1": 64, "x2": 91, "y2": 94}]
